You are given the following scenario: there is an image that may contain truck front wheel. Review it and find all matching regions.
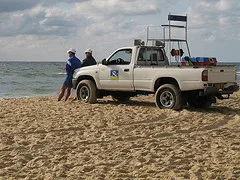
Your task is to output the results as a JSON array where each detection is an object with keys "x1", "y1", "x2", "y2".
[
  {"x1": 76, "y1": 80, "x2": 97, "y2": 103},
  {"x1": 155, "y1": 84, "x2": 182, "y2": 110}
]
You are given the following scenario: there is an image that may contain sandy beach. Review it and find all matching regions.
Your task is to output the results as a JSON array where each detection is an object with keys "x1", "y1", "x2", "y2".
[{"x1": 0, "y1": 92, "x2": 240, "y2": 179}]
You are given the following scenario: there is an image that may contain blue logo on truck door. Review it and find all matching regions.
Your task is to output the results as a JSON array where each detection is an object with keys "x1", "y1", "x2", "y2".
[{"x1": 110, "y1": 70, "x2": 119, "y2": 80}]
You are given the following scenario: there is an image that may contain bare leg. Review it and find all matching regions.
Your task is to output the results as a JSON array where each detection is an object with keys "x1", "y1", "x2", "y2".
[
  {"x1": 64, "y1": 87, "x2": 71, "y2": 101},
  {"x1": 58, "y1": 86, "x2": 67, "y2": 101}
]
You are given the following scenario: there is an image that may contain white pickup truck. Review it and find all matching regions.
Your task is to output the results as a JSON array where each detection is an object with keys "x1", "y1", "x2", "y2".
[{"x1": 72, "y1": 42, "x2": 239, "y2": 110}]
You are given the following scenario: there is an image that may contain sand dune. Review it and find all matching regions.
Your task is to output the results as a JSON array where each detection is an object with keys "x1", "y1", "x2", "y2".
[{"x1": 0, "y1": 92, "x2": 240, "y2": 179}]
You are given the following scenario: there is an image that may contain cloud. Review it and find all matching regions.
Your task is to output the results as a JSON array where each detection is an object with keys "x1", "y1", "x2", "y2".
[
  {"x1": 0, "y1": 0, "x2": 179, "y2": 38},
  {"x1": 84, "y1": 17, "x2": 138, "y2": 37},
  {"x1": 0, "y1": 0, "x2": 37, "y2": 13},
  {"x1": 75, "y1": 0, "x2": 177, "y2": 18},
  {"x1": 0, "y1": 6, "x2": 80, "y2": 37},
  {"x1": 188, "y1": 0, "x2": 240, "y2": 41},
  {"x1": 74, "y1": 0, "x2": 179, "y2": 38},
  {"x1": 1, "y1": 0, "x2": 173, "y2": 60},
  {"x1": 0, "y1": 0, "x2": 89, "y2": 13},
  {"x1": 0, "y1": 0, "x2": 239, "y2": 61}
]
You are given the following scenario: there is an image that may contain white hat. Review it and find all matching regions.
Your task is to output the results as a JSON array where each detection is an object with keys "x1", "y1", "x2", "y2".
[
  {"x1": 67, "y1": 48, "x2": 76, "y2": 53},
  {"x1": 85, "y1": 48, "x2": 92, "y2": 54}
]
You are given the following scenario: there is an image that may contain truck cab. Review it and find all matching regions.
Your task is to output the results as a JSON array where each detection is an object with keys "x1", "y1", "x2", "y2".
[{"x1": 99, "y1": 44, "x2": 169, "y2": 91}]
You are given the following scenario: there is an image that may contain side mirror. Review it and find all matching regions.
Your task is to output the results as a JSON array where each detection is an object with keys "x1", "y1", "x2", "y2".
[{"x1": 102, "y1": 58, "x2": 107, "y2": 65}]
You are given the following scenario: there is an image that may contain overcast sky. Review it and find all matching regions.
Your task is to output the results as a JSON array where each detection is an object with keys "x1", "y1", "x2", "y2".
[{"x1": 0, "y1": 0, "x2": 239, "y2": 62}]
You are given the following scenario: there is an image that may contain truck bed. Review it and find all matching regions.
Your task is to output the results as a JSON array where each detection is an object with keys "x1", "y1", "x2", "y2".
[{"x1": 165, "y1": 64, "x2": 236, "y2": 83}]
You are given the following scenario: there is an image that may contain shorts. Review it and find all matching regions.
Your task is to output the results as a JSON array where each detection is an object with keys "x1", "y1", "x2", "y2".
[{"x1": 63, "y1": 76, "x2": 73, "y2": 88}]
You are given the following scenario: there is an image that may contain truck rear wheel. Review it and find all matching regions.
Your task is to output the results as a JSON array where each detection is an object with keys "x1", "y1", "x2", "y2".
[
  {"x1": 155, "y1": 84, "x2": 182, "y2": 110},
  {"x1": 76, "y1": 80, "x2": 97, "y2": 103}
]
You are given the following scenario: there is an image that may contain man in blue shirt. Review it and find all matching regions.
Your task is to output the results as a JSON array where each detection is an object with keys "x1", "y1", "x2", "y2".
[{"x1": 58, "y1": 48, "x2": 81, "y2": 101}]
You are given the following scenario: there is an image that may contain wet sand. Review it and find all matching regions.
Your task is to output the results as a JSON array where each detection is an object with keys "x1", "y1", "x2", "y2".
[{"x1": 0, "y1": 92, "x2": 240, "y2": 179}]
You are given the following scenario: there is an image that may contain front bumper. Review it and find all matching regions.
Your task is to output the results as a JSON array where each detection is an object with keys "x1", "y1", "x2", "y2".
[{"x1": 201, "y1": 83, "x2": 239, "y2": 96}]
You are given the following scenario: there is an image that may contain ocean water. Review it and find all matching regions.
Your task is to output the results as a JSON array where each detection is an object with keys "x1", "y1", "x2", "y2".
[
  {"x1": 0, "y1": 61, "x2": 240, "y2": 98},
  {"x1": 236, "y1": 63, "x2": 240, "y2": 80},
  {"x1": 0, "y1": 61, "x2": 66, "y2": 98}
]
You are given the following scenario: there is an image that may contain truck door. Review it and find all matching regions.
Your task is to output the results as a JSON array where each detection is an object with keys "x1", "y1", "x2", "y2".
[
  {"x1": 99, "y1": 48, "x2": 134, "y2": 91},
  {"x1": 134, "y1": 47, "x2": 168, "y2": 91}
]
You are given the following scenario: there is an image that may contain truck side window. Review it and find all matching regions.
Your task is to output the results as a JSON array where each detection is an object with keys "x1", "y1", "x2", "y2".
[
  {"x1": 137, "y1": 48, "x2": 146, "y2": 65},
  {"x1": 137, "y1": 48, "x2": 165, "y2": 66},
  {"x1": 108, "y1": 49, "x2": 132, "y2": 65}
]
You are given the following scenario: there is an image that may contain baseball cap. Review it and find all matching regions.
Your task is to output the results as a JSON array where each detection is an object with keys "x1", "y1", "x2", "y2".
[
  {"x1": 67, "y1": 48, "x2": 76, "y2": 53},
  {"x1": 85, "y1": 48, "x2": 92, "y2": 54}
]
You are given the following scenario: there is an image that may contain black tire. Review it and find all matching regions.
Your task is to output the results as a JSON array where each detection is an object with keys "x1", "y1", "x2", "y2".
[
  {"x1": 111, "y1": 95, "x2": 130, "y2": 102},
  {"x1": 76, "y1": 80, "x2": 97, "y2": 103},
  {"x1": 187, "y1": 95, "x2": 215, "y2": 109},
  {"x1": 155, "y1": 84, "x2": 182, "y2": 110}
]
